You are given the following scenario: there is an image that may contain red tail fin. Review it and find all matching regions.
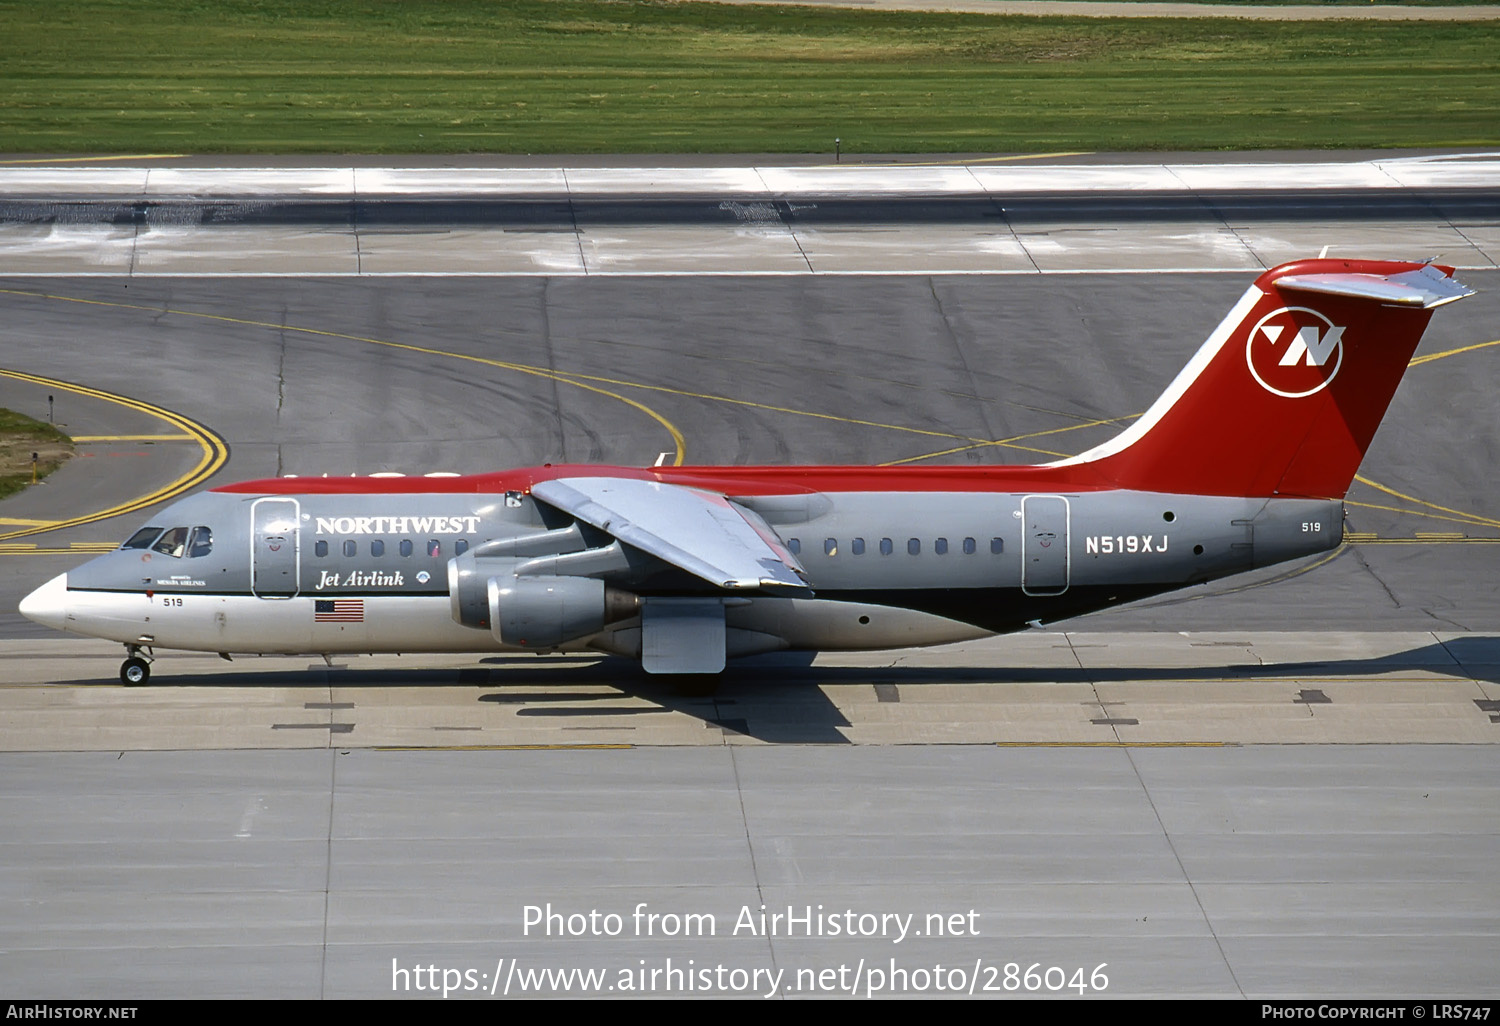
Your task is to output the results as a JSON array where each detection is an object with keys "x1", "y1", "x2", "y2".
[{"x1": 1055, "y1": 259, "x2": 1474, "y2": 499}]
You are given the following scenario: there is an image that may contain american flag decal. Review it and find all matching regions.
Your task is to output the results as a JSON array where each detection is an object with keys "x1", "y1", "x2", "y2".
[{"x1": 315, "y1": 599, "x2": 364, "y2": 623}]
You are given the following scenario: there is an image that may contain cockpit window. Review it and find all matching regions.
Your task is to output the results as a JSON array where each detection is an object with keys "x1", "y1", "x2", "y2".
[
  {"x1": 122, "y1": 527, "x2": 163, "y2": 550},
  {"x1": 152, "y1": 526, "x2": 189, "y2": 557},
  {"x1": 187, "y1": 526, "x2": 213, "y2": 558}
]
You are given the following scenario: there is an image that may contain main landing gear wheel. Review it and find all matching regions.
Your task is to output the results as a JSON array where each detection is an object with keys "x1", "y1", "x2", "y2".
[{"x1": 120, "y1": 657, "x2": 151, "y2": 686}]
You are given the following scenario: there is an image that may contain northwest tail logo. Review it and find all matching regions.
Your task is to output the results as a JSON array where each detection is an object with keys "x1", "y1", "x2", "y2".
[{"x1": 1246, "y1": 306, "x2": 1345, "y2": 398}]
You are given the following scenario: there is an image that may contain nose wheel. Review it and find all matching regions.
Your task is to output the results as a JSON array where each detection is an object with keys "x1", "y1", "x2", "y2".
[{"x1": 120, "y1": 646, "x2": 153, "y2": 686}]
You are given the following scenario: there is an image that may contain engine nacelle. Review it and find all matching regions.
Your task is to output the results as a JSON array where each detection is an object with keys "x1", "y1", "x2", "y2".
[
  {"x1": 486, "y1": 575, "x2": 640, "y2": 649},
  {"x1": 449, "y1": 553, "x2": 513, "y2": 629},
  {"x1": 448, "y1": 526, "x2": 599, "y2": 630},
  {"x1": 448, "y1": 539, "x2": 638, "y2": 635}
]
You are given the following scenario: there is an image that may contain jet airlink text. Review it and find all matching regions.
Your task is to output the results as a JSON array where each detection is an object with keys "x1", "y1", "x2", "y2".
[
  {"x1": 314, "y1": 515, "x2": 481, "y2": 535},
  {"x1": 316, "y1": 569, "x2": 405, "y2": 590}
]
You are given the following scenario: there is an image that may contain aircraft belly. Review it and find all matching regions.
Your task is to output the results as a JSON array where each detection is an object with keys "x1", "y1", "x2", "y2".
[
  {"x1": 728, "y1": 597, "x2": 990, "y2": 651},
  {"x1": 63, "y1": 592, "x2": 502, "y2": 655},
  {"x1": 352, "y1": 596, "x2": 505, "y2": 652}
]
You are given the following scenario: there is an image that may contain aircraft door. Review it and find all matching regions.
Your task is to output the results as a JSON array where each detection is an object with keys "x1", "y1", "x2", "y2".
[
  {"x1": 1021, "y1": 495, "x2": 1069, "y2": 596},
  {"x1": 251, "y1": 498, "x2": 300, "y2": 599}
]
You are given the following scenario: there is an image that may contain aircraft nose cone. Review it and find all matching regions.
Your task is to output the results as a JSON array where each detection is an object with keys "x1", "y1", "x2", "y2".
[{"x1": 19, "y1": 573, "x2": 68, "y2": 631}]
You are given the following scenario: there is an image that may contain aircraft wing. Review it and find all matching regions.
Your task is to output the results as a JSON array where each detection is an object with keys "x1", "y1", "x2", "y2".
[{"x1": 530, "y1": 477, "x2": 810, "y2": 594}]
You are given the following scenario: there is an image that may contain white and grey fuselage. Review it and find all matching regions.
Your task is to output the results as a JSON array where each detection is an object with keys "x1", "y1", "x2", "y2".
[{"x1": 30, "y1": 485, "x2": 1339, "y2": 669}]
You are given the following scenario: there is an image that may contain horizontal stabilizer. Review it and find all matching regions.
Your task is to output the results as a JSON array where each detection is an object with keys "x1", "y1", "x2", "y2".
[
  {"x1": 531, "y1": 477, "x2": 810, "y2": 594},
  {"x1": 1276, "y1": 264, "x2": 1475, "y2": 308}
]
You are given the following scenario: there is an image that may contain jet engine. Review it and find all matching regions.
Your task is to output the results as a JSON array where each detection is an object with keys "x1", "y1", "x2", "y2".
[
  {"x1": 486, "y1": 575, "x2": 640, "y2": 649},
  {"x1": 447, "y1": 535, "x2": 639, "y2": 648}
]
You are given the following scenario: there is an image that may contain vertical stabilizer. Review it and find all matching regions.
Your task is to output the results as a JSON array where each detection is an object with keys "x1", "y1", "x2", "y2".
[{"x1": 1051, "y1": 259, "x2": 1473, "y2": 499}]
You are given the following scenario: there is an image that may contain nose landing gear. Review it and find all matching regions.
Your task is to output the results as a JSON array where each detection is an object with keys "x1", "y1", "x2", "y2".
[{"x1": 121, "y1": 645, "x2": 153, "y2": 686}]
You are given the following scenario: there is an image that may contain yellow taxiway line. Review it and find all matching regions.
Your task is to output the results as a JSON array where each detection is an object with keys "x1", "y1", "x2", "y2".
[
  {"x1": 0, "y1": 368, "x2": 228, "y2": 542},
  {"x1": 809, "y1": 151, "x2": 1093, "y2": 170},
  {"x1": 374, "y1": 744, "x2": 634, "y2": 752},
  {"x1": 994, "y1": 741, "x2": 1233, "y2": 748},
  {"x1": 69, "y1": 434, "x2": 197, "y2": 443},
  {"x1": 0, "y1": 286, "x2": 686, "y2": 466},
  {"x1": 0, "y1": 154, "x2": 186, "y2": 165}
]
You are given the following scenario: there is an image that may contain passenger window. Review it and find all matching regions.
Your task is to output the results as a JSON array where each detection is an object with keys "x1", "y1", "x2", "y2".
[
  {"x1": 153, "y1": 526, "x2": 189, "y2": 557},
  {"x1": 400, "y1": 540, "x2": 413, "y2": 557},
  {"x1": 852, "y1": 537, "x2": 865, "y2": 556},
  {"x1": 343, "y1": 540, "x2": 357, "y2": 557},
  {"x1": 963, "y1": 537, "x2": 976, "y2": 555},
  {"x1": 824, "y1": 538, "x2": 837, "y2": 557},
  {"x1": 907, "y1": 538, "x2": 920, "y2": 556},
  {"x1": 315, "y1": 540, "x2": 329, "y2": 558},
  {"x1": 455, "y1": 539, "x2": 468, "y2": 556},
  {"x1": 787, "y1": 538, "x2": 801, "y2": 555},
  {"x1": 879, "y1": 538, "x2": 893, "y2": 556},
  {"x1": 991, "y1": 537, "x2": 1004, "y2": 554},
  {"x1": 935, "y1": 537, "x2": 948, "y2": 555},
  {"x1": 371, "y1": 539, "x2": 385, "y2": 557},
  {"x1": 187, "y1": 526, "x2": 213, "y2": 557},
  {"x1": 122, "y1": 527, "x2": 163, "y2": 550},
  {"x1": 427, "y1": 539, "x2": 441, "y2": 557}
]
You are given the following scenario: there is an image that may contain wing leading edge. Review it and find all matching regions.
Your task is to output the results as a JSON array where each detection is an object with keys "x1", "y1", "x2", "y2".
[{"x1": 530, "y1": 477, "x2": 810, "y2": 594}]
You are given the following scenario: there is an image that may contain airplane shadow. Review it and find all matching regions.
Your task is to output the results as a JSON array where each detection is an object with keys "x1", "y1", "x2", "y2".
[
  {"x1": 469, "y1": 652, "x2": 857, "y2": 744},
  {"x1": 49, "y1": 635, "x2": 1500, "y2": 744}
]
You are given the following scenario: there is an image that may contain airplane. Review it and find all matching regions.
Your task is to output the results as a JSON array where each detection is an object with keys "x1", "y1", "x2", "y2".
[{"x1": 18, "y1": 258, "x2": 1475, "y2": 686}]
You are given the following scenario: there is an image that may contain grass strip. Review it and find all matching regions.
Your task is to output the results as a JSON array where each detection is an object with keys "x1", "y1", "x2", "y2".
[
  {"x1": 0, "y1": 409, "x2": 73, "y2": 502},
  {"x1": 1, "y1": 0, "x2": 1497, "y2": 154}
]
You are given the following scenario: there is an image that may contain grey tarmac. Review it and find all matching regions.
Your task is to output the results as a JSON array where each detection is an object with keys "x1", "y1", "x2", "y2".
[{"x1": 2, "y1": 744, "x2": 1496, "y2": 998}]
